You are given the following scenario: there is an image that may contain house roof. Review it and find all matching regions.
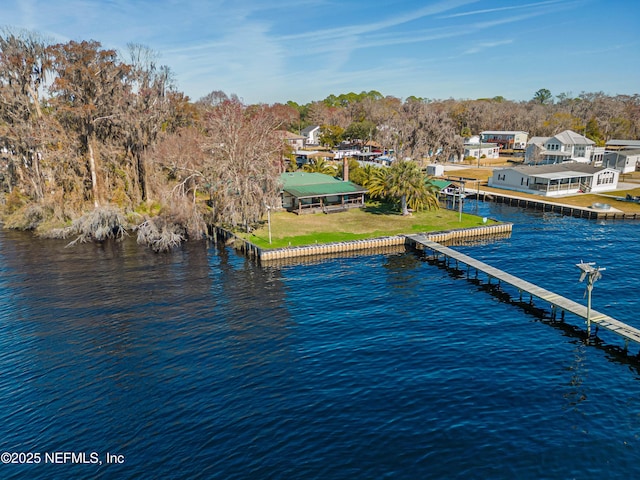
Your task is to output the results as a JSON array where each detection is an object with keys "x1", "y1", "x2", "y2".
[
  {"x1": 276, "y1": 130, "x2": 305, "y2": 140},
  {"x1": 280, "y1": 172, "x2": 367, "y2": 198},
  {"x1": 541, "y1": 150, "x2": 572, "y2": 157},
  {"x1": 552, "y1": 130, "x2": 595, "y2": 145},
  {"x1": 604, "y1": 149, "x2": 640, "y2": 157},
  {"x1": 481, "y1": 130, "x2": 528, "y2": 135},
  {"x1": 307, "y1": 151, "x2": 335, "y2": 158},
  {"x1": 528, "y1": 131, "x2": 595, "y2": 147},
  {"x1": 463, "y1": 142, "x2": 499, "y2": 148},
  {"x1": 527, "y1": 136, "x2": 549, "y2": 146},
  {"x1": 606, "y1": 139, "x2": 640, "y2": 147},
  {"x1": 301, "y1": 125, "x2": 320, "y2": 135},
  {"x1": 430, "y1": 179, "x2": 453, "y2": 191},
  {"x1": 506, "y1": 163, "x2": 611, "y2": 179}
]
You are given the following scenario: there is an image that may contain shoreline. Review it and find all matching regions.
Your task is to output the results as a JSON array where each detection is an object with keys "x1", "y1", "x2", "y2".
[{"x1": 228, "y1": 223, "x2": 514, "y2": 263}]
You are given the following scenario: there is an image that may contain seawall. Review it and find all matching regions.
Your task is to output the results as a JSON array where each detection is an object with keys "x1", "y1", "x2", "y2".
[{"x1": 248, "y1": 223, "x2": 513, "y2": 263}]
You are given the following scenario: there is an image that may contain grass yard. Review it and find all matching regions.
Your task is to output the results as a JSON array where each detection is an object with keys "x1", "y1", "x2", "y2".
[
  {"x1": 234, "y1": 170, "x2": 640, "y2": 251},
  {"x1": 241, "y1": 202, "x2": 497, "y2": 249}
]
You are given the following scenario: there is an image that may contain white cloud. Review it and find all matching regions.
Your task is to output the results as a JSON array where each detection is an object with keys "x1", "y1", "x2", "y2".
[
  {"x1": 463, "y1": 39, "x2": 513, "y2": 55},
  {"x1": 1, "y1": 0, "x2": 638, "y2": 104}
]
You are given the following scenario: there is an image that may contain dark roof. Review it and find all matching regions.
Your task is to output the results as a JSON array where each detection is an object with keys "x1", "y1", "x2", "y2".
[{"x1": 280, "y1": 172, "x2": 367, "y2": 198}]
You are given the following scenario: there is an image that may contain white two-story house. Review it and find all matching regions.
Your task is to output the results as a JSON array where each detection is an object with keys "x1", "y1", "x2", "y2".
[
  {"x1": 525, "y1": 130, "x2": 604, "y2": 164},
  {"x1": 301, "y1": 125, "x2": 321, "y2": 146}
]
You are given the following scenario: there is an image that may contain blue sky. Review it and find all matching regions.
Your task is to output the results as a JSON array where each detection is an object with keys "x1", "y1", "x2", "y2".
[{"x1": 3, "y1": 0, "x2": 639, "y2": 105}]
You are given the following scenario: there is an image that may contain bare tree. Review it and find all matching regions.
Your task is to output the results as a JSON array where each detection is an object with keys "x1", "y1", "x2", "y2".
[
  {"x1": 200, "y1": 97, "x2": 282, "y2": 231},
  {"x1": 123, "y1": 44, "x2": 181, "y2": 202},
  {"x1": 374, "y1": 99, "x2": 462, "y2": 165}
]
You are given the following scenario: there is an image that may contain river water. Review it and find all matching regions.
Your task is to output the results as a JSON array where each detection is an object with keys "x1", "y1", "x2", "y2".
[{"x1": 0, "y1": 201, "x2": 639, "y2": 479}]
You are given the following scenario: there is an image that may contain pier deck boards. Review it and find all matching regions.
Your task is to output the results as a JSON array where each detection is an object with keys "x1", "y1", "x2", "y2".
[
  {"x1": 465, "y1": 188, "x2": 640, "y2": 220},
  {"x1": 406, "y1": 234, "x2": 640, "y2": 345}
]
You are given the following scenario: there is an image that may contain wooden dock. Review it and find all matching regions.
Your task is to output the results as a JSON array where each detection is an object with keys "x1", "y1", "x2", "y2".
[
  {"x1": 465, "y1": 189, "x2": 640, "y2": 220},
  {"x1": 405, "y1": 233, "x2": 640, "y2": 348}
]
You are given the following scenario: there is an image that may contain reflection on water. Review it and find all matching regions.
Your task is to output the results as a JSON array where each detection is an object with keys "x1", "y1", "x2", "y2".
[
  {"x1": 1, "y1": 202, "x2": 640, "y2": 479},
  {"x1": 563, "y1": 343, "x2": 589, "y2": 411}
]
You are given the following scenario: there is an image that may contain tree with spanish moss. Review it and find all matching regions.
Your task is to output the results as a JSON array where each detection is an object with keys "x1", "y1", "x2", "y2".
[
  {"x1": 48, "y1": 40, "x2": 132, "y2": 208},
  {"x1": 0, "y1": 29, "x2": 52, "y2": 202}
]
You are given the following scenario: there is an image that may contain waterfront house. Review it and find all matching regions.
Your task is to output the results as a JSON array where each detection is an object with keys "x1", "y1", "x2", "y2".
[
  {"x1": 480, "y1": 131, "x2": 529, "y2": 150},
  {"x1": 301, "y1": 125, "x2": 321, "y2": 146},
  {"x1": 464, "y1": 136, "x2": 500, "y2": 160},
  {"x1": 276, "y1": 130, "x2": 305, "y2": 150},
  {"x1": 488, "y1": 163, "x2": 620, "y2": 197},
  {"x1": 362, "y1": 140, "x2": 383, "y2": 153},
  {"x1": 605, "y1": 139, "x2": 640, "y2": 151},
  {"x1": 602, "y1": 150, "x2": 640, "y2": 174},
  {"x1": 280, "y1": 171, "x2": 367, "y2": 214},
  {"x1": 525, "y1": 130, "x2": 604, "y2": 164}
]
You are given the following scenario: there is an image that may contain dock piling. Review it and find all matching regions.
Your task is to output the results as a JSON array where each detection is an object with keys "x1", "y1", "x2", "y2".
[{"x1": 406, "y1": 234, "x2": 640, "y2": 350}]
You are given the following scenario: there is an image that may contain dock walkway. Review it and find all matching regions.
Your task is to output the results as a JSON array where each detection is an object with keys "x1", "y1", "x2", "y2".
[
  {"x1": 464, "y1": 188, "x2": 640, "y2": 220},
  {"x1": 405, "y1": 234, "x2": 640, "y2": 347}
]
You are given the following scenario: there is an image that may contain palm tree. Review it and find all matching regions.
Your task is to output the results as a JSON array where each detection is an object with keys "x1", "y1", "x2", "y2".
[
  {"x1": 361, "y1": 165, "x2": 387, "y2": 199},
  {"x1": 375, "y1": 161, "x2": 438, "y2": 215},
  {"x1": 422, "y1": 176, "x2": 441, "y2": 210},
  {"x1": 303, "y1": 158, "x2": 338, "y2": 176}
]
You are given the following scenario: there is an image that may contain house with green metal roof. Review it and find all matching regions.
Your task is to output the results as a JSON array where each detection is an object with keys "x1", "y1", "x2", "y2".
[{"x1": 280, "y1": 172, "x2": 368, "y2": 214}]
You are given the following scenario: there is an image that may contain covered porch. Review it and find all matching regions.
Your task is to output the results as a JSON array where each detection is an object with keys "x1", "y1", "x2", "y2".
[
  {"x1": 288, "y1": 192, "x2": 366, "y2": 214},
  {"x1": 280, "y1": 172, "x2": 368, "y2": 215},
  {"x1": 529, "y1": 171, "x2": 593, "y2": 195}
]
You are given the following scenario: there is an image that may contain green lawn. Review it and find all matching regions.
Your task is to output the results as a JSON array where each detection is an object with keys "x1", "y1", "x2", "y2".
[{"x1": 240, "y1": 202, "x2": 497, "y2": 249}]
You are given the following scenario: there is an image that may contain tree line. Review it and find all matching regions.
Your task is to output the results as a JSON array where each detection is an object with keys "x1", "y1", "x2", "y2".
[
  {"x1": 1, "y1": 29, "x2": 639, "y2": 250},
  {"x1": 287, "y1": 88, "x2": 640, "y2": 149}
]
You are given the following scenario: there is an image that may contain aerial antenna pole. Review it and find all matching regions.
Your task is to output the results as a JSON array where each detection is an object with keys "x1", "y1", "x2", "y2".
[{"x1": 576, "y1": 261, "x2": 605, "y2": 336}]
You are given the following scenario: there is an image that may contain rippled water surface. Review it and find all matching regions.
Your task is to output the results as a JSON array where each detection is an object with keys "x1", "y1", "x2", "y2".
[{"x1": 1, "y1": 201, "x2": 640, "y2": 479}]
